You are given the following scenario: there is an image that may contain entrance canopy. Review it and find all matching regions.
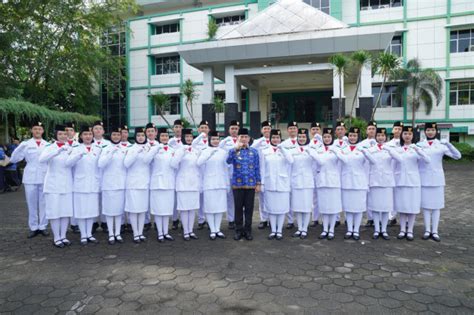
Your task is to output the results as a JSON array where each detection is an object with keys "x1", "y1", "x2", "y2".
[{"x1": 178, "y1": 0, "x2": 396, "y2": 80}]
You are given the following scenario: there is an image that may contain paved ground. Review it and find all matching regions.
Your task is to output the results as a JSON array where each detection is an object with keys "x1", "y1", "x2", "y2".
[{"x1": 0, "y1": 163, "x2": 473, "y2": 314}]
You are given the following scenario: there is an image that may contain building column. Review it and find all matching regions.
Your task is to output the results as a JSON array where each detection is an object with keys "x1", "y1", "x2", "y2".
[
  {"x1": 358, "y1": 62, "x2": 374, "y2": 122},
  {"x1": 201, "y1": 66, "x2": 216, "y2": 131},
  {"x1": 332, "y1": 67, "x2": 345, "y2": 127},
  {"x1": 249, "y1": 89, "x2": 261, "y2": 139},
  {"x1": 224, "y1": 65, "x2": 239, "y2": 136}
]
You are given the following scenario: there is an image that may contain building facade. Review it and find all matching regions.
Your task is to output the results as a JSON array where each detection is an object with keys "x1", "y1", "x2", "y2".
[{"x1": 127, "y1": 0, "x2": 474, "y2": 143}]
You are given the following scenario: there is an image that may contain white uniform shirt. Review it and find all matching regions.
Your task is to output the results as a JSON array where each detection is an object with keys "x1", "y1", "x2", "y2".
[
  {"x1": 362, "y1": 144, "x2": 400, "y2": 188},
  {"x1": 197, "y1": 147, "x2": 229, "y2": 191},
  {"x1": 39, "y1": 142, "x2": 73, "y2": 194},
  {"x1": 98, "y1": 142, "x2": 128, "y2": 191},
  {"x1": 417, "y1": 139, "x2": 461, "y2": 187},
  {"x1": 290, "y1": 145, "x2": 315, "y2": 190},
  {"x1": 260, "y1": 145, "x2": 294, "y2": 192},
  {"x1": 124, "y1": 143, "x2": 157, "y2": 189},
  {"x1": 150, "y1": 144, "x2": 177, "y2": 190},
  {"x1": 168, "y1": 136, "x2": 183, "y2": 149},
  {"x1": 171, "y1": 146, "x2": 201, "y2": 192},
  {"x1": 9, "y1": 138, "x2": 48, "y2": 185},
  {"x1": 307, "y1": 146, "x2": 341, "y2": 188},
  {"x1": 251, "y1": 137, "x2": 271, "y2": 152},
  {"x1": 66, "y1": 143, "x2": 102, "y2": 193},
  {"x1": 393, "y1": 145, "x2": 430, "y2": 187},
  {"x1": 333, "y1": 145, "x2": 369, "y2": 190}
]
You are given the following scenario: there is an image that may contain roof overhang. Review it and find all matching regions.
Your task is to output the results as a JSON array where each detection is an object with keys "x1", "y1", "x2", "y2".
[{"x1": 178, "y1": 24, "x2": 396, "y2": 80}]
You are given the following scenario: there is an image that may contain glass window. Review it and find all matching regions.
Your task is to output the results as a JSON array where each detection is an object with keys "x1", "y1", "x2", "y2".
[
  {"x1": 154, "y1": 22, "x2": 180, "y2": 35},
  {"x1": 388, "y1": 35, "x2": 403, "y2": 57},
  {"x1": 450, "y1": 29, "x2": 474, "y2": 53},
  {"x1": 303, "y1": 0, "x2": 330, "y2": 14},
  {"x1": 360, "y1": 0, "x2": 404, "y2": 10},
  {"x1": 449, "y1": 81, "x2": 474, "y2": 106},
  {"x1": 215, "y1": 14, "x2": 245, "y2": 26},
  {"x1": 372, "y1": 85, "x2": 401, "y2": 107},
  {"x1": 154, "y1": 55, "x2": 180, "y2": 75}
]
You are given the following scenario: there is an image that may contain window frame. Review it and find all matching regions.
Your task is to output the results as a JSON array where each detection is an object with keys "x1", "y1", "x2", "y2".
[
  {"x1": 153, "y1": 22, "x2": 180, "y2": 35},
  {"x1": 360, "y1": 0, "x2": 403, "y2": 11},
  {"x1": 154, "y1": 55, "x2": 181, "y2": 75},
  {"x1": 303, "y1": 0, "x2": 331, "y2": 15},
  {"x1": 214, "y1": 14, "x2": 245, "y2": 27},
  {"x1": 372, "y1": 84, "x2": 402, "y2": 108},
  {"x1": 449, "y1": 81, "x2": 474, "y2": 106},
  {"x1": 450, "y1": 29, "x2": 474, "y2": 54}
]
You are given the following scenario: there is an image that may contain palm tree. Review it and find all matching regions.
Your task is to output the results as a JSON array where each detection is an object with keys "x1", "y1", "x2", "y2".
[
  {"x1": 329, "y1": 54, "x2": 348, "y2": 120},
  {"x1": 371, "y1": 52, "x2": 401, "y2": 120},
  {"x1": 213, "y1": 95, "x2": 225, "y2": 129},
  {"x1": 349, "y1": 50, "x2": 371, "y2": 124},
  {"x1": 150, "y1": 92, "x2": 172, "y2": 129},
  {"x1": 391, "y1": 58, "x2": 443, "y2": 128},
  {"x1": 181, "y1": 79, "x2": 198, "y2": 129}
]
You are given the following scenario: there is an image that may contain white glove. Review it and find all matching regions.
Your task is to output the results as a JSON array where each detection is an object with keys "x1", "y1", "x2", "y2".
[
  {"x1": 315, "y1": 134, "x2": 323, "y2": 143},
  {"x1": 440, "y1": 139, "x2": 448, "y2": 145},
  {"x1": 369, "y1": 139, "x2": 377, "y2": 147},
  {"x1": 342, "y1": 136, "x2": 348, "y2": 143}
]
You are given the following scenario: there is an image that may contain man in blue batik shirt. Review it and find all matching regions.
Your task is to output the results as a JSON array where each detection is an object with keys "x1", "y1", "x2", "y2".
[{"x1": 226, "y1": 128, "x2": 261, "y2": 241}]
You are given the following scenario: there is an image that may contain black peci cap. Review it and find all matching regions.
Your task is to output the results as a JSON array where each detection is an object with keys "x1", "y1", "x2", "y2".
[
  {"x1": 311, "y1": 122, "x2": 321, "y2": 128},
  {"x1": 135, "y1": 127, "x2": 145, "y2": 134},
  {"x1": 393, "y1": 121, "x2": 404, "y2": 127},
  {"x1": 424, "y1": 122, "x2": 438, "y2": 129},
  {"x1": 261, "y1": 121, "x2": 271, "y2": 128},
  {"x1": 298, "y1": 128, "x2": 308, "y2": 135},
  {"x1": 65, "y1": 122, "x2": 75, "y2": 129},
  {"x1": 349, "y1": 127, "x2": 360, "y2": 134},
  {"x1": 157, "y1": 127, "x2": 168, "y2": 134},
  {"x1": 270, "y1": 129, "x2": 281, "y2": 137},
  {"x1": 183, "y1": 128, "x2": 193, "y2": 135},
  {"x1": 199, "y1": 120, "x2": 209, "y2": 127},
  {"x1": 368, "y1": 121, "x2": 377, "y2": 127},
  {"x1": 335, "y1": 121, "x2": 345, "y2": 127},
  {"x1": 287, "y1": 121, "x2": 298, "y2": 128},
  {"x1": 376, "y1": 127, "x2": 387, "y2": 135},
  {"x1": 402, "y1": 126, "x2": 414, "y2": 133},
  {"x1": 323, "y1": 128, "x2": 333, "y2": 135},
  {"x1": 93, "y1": 121, "x2": 104, "y2": 127},
  {"x1": 229, "y1": 120, "x2": 240, "y2": 127},
  {"x1": 110, "y1": 126, "x2": 122, "y2": 133},
  {"x1": 209, "y1": 130, "x2": 219, "y2": 137},
  {"x1": 79, "y1": 126, "x2": 92, "y2": 134},
  {"x1": 32, "y1": 121, "x2": 44, "y2": 128},
  {"x1": 238, "y1": 128, "x2": 249, "y2": 135},
  {"x1": 55, "y1": 125, "x2": 66, "y2": 132},
  {"x1": 173, "y1": 119, "x2": 183, "y2": 126}
]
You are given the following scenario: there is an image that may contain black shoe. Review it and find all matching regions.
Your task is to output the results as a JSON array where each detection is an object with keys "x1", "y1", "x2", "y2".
[
  {"x1": 157, "y1": 235, "x2": 165, "y2": 243},
  {"x1": 87, "y1": 236, "x2": 99, "y2": 244},
  {"x1": 406, "y1": 232, "x2": 414, "y2": 241},
  {"x1": 397, "y1": 232, "x2": 406, "y2": 239},
  {"x1": 431, "y1": 233, "x2": 441, "y2": 242},
  {"x1": 209, "y1": 233, "x2": 217, "y2": 240},
  {"x1": 300, "y1": 232, "x2": 308, "y2": 239},
  {"x1": 101, "y1": 223, "x2": 108, "y2": 233},
  {"x1": 27, "y1": 230, "x2": 39, "y2": 239},
  {"x1": 144, "y1": 223, "x2": 151, "y2": 231},
  {"x1": 422, "y1": 231, "x2": 431, "y2": 240},
  {"x1": 228, "y1": 221, "x2": 235, "y2": 230},
  {"x1": 120, "y1": 224, "x2": 126, "y2": 234},
  {"x1": 70, "y1": 225, "x2": 80, "y2": 234},
  {"x1": 172, "y1": 220, "x2": 179, "y2": 230},
  {"x1": 233, "y1": 232, "x2": 242, "y2": 241},
  {"x1": 381, "y1": 232, "x2": 390, "y2": 240},
  {"x1": 286, "y1": 223, "x2": 294, "y2": 229},
  {"x1": 335, "y1": 221, "x2": 341, "y2": 227},
  {"x1": 309, "y1": 221, "x2": 319, "y2": 228},
  {"x1": 189, "y1": 232, "x2": 198, "y2": 240},
  {"x1": 216, "y1": 232, "x2": 226, "y2": 239},
  {"x1": 258, "y1": 221, "x2": 268, "y2": 229},
  {"x1": 292, "y1": 231, "x2": 302, "y2": 238},
  {"x1": 245, "y1": 233, "x2": 253, "y2": 241},
  {"x1": 275, "y1": 233, "x2": 283, "y2": 240},
  {"x1": 61, "y1": 238, "x2": 71, "y2": 246},
  {"x1": 365, "y1": 220, "x2": 374, "y2": 227},
  {"x1": 389, "y1": 218, "x2": 397, "y2": 226},
  {"x1": 353, "y1": 233, "x2": 360, "y2": 241},
  {"x1": 268, "y1": 233, "x2": 276, "y2": 240},
  {"x1": 53, "y1": 240, "x2": 64, "y2": 248},
  {"x1": 115, "y1": 235, "x2": 124, "y2": 243},
  {"x1": 92, "y1": 222, "x2": 99, "y2": 234},
  {"x1": 133, "y1": 236, "x2": 141, "y2": 243},
  {"x1": 108, "y1": 236, "x2": 115, "y2": 245},
  {"x1": 39, "y1": 229, "x2": 49, "y2": 236},
  {"x1": 319, "y1": 231, "x2": 328, "y2": 239},
  {"x1": 164, "y1": 234, "x2": 174, "y2": 241},
  {"x1": 372, "y1": 232, "x2": 380, "y2": 240},
  {"x1": 344, "y1": 232, "x2": 353, "y2": 240},
  {"x1": 327, "y1": 233, "x2": 335, "y2": 240}
]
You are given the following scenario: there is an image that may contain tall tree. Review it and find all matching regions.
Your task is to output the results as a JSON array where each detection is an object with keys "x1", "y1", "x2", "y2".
[
  {"x1": 0, "y1": 0, "x2": 137, "y2": 115},
  {"x1": 391, "y1": 58, "x2": 443, "y2": 127},
  {"x1": 329, "y1": 54, "x2": 348, "y2": 120},
  {"x1": 371, "y1": 52, "x2": 401, "y2": 120},
  {"x1": 349, "y1": 50, "x2": 371, "y2": 124}
]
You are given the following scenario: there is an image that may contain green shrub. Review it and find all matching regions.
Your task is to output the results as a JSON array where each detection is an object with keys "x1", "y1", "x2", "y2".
[
  {"x1": 450, "y1": 142, "x2": 474, "y2": 161},
  {"x1": 343, "y1": 116, "x2": 368, "y2": 139}
]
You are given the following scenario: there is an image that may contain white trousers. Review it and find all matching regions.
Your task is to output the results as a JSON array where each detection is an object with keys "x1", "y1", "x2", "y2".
[
  {"x1": 24, "y1": 184, "x2": 48, "y2": 231},
  {"x1": 226, "y1": 189, "x2": 235, "y2": 222},
  {"x1": 258, "y1": 192, "x2": 268, "y2": 222}
]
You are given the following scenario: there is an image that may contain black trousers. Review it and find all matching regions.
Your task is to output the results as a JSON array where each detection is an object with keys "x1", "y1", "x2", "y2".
[{"x1": 233, "y1": 188, "x2": 255, "y2": 235}]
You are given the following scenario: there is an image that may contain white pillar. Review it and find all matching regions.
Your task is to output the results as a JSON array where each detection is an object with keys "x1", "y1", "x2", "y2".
[
  {"x1": 332, "y1": 67, "x2": 345, "y2": 98},
  {"x1": 202, "y1": 67, "x2": 215, "y2": 104},
  {"x1": 359, "y1": 62, "x2": 372, "y2": 97},
  {"x1": 225, "y1": 65, "x2": 238, "y2": 104},
  {"x1": 249, "y1": 89, "x2": 259, "y2": 111}
]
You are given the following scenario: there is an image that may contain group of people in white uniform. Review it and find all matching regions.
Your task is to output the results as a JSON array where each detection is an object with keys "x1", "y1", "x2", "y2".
[{"x1": 11, "y1": 118, "x2": 461, "y2": 248}]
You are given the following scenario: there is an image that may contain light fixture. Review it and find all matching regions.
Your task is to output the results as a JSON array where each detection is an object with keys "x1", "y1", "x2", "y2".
[
  {"x1": 308, "y1": 61, "x2": 313, "y2": 64},
  {"x1": 263, "y1": 64, "x2": 268, "y2": 68}
]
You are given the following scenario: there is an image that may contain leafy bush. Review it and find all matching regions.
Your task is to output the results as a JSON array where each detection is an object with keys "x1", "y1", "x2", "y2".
[
  {"x1": 451, "y1": 142, "x2": 474, "y2": 161},
  {"x1": 343, "y1": 116, "x2": 368, "y2": 139}
]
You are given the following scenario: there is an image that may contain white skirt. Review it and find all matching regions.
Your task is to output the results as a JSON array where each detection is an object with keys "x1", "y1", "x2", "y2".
[
  {"x1": 291, "y1": 189, "x2": 313, "y2": 213},
  {"x1": 342, "y1": 189, "x2": 367, "y2": 213},
  {"x1": 177, "y1": 191, "x2": 200, "y2": 211},
  {"x1": 264, "y1": 191, "x2": 290, "y2": 215},
  {"x1": 203, "y1": 189, "x2": 227, "y2": 214},
  {"x1": 45, "y1": 193, "x2": 73, "y2": 219},
  {"x1": 368, "y1": 187, "x2": 393, "y2": 213},
  {"x1": 421, "y1": 186, "x2": 445, "y2": 209},
  {"x1": 125, "y1": 189, "x2": 149, "y2": 214},
  {"x1": 102, "y1": 190, "x2": 125, "y2": 216},
  {"x1": 150, "y1": 189, "x2": 175, "y2": 216},
  {"x1": 394, "y1": 186, "x2": 421, "y2": 214},
  {"x1": 73, "y1": 192, "x2": 99, "y2": 219},
  {"x1": 316, "y1": 187, "x2": 341, "y2": 214}
]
